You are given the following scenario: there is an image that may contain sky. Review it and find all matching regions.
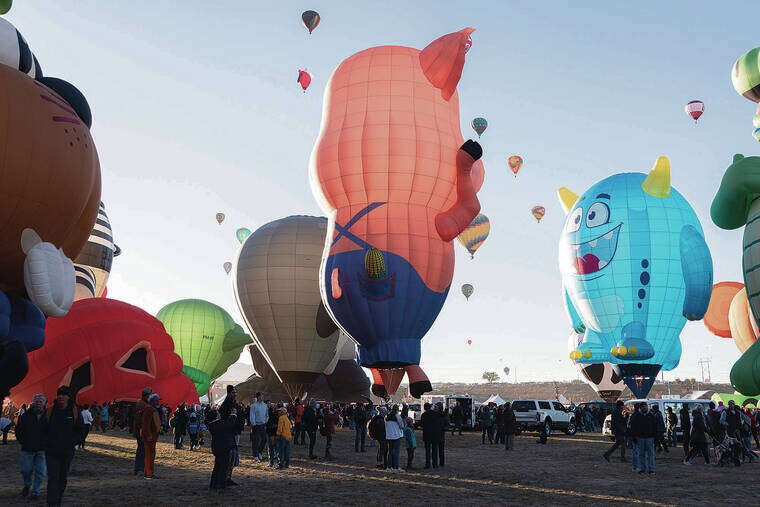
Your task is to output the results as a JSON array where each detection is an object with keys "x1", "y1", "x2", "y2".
[{"x1": 9, "y1": 1, "x2": 760, "y2": 384}]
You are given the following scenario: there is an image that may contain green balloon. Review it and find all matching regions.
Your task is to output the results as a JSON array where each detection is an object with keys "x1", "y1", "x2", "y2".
[
  {"x1": 0, "y1": 0, "x2": 11, "y2": 15},
  {"x1": 157, "y1": 299, "x2": 251, "y2": 396},
  {"x1": 732, "y1": 47, "x2": 760, "y2": 103}
]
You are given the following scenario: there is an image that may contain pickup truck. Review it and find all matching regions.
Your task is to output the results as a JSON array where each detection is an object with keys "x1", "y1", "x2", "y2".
[{"x1": 511, "y1": 399, "x2": 576, "y2": 435}]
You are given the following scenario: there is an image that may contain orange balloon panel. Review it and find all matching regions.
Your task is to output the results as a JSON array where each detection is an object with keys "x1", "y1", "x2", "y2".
[
  {"x1": 0, "y1": 67, "x2": 101, "y2": 291},
  {"x1": 704, "y1": 281, "x2": 744, "y2": 338}
]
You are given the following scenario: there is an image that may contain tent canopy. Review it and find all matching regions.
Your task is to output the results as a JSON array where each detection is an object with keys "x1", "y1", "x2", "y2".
[{"x1": 485, "y1": 394, "x2": 506, "y2": 406}]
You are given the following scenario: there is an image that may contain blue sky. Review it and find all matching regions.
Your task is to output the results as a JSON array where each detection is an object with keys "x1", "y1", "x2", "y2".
[{"x1": 10, "y1": 1, "x2": 760, "y2": 383}]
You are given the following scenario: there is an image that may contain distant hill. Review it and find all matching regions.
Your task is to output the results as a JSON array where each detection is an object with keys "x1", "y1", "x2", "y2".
[{"x1": 388, "y1": 380, "x2": 733, "y2": 403}]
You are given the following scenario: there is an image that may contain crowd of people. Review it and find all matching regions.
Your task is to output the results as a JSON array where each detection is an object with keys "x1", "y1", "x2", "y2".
[{"x1": 602, "y1": 399, "x2": 760, "y2": 474}]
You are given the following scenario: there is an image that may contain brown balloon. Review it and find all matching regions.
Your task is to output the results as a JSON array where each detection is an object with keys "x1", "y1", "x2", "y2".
[{"x1": 0, "y1": 67, "x2": 100, "y2": 291}]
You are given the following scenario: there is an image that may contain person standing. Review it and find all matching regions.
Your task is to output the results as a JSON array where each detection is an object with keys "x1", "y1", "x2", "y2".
[
  {"x1": 369, "y1": 407, "x2": 388, "y2": 469},
  {"x1": 44, "y1": 386, "x2": 82, "y2": 506},
  {"x1": 322, "y1": 402, "x2": 339, "y2": 460},
  {"x1": 494, "y1": 405, "x2": 506, "y2": 444},
  {"x1": 385, "y1": 405, "x2": 405, "y2": 471},
  {"x1": 683, "y1": 405, "x2": 710, "y2": 465},
  {"x1": 249, "y1": 392, "x2": 268, "y2": 461},
  {"x1": 480, "y1": 405, "x2": 494, "y2": 444},
  {"x1": 171, "y1": 404, "x2": 187, "y2": 449},
  {"x1": 665, "y1": 407, "x2": 677, "y2": 447},
  {"x1": 421, "y1": 403, "x2": 441, "y2": 469},
  {"x1": 141, "y1": 394, "x2": 161, "y2": 479},
  {"x1": 437, "y1": 402, "x2": 448, "y2": 466},
  {"x1": 275, "y1": 406, "x2": 292, "y2": 469},
  {"x1": 629, "y1": 403, "x2": 656, "y2": 475},
  {"x1": 302, "y1": 399, "x2": 319, "y2": 459},
  {"x1": 17, "y1": 393, "x2": 47, "y2": 499},
  {"x1": 293, "y1": 399, "x2": 305, "y2": 446},
  {"x1": 603, "y1": 401, "x2": 627, "y2": 462},
  {"x1": 219, "y1": 385, "x2": 245, "y2": 486},
  {"x1": 353, "y1": 402, "x2": 367, "y2": 452},
  {"x1": 504, "y1": 402, "x2": 517, "y2": 451},
  {"x1": 451, "y1": 402, "x2": 464, "y2": 436},
  {"x1": 650, "y1": 405, "x2": 668, "y2": 453},
  {"x1": 266, "y1": 403, "x2": 280, "y2": 467},
  {"x1": 403, "y1": 417, "x2": 417, "y2": 470},
  {"x1": 0, "y1": 414, "x2": 13, "y2": 444},
  {"x1": 99, "y1": 402, "x2": 109, "y2": 432},
  {"x1": 679, "y1": 404, "x2": 692, "y2": 460},
  {"x1": 208, "y1": 407, "x2": 237, "y2": 490},
  {"x1": 132, "y1": 387, "x2": 151, "y2": 476},
  {"x1": 79, "y1": 405, "x2": 93, "y2": 449}
]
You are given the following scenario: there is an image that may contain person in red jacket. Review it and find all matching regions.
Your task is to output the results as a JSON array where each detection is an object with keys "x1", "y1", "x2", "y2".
[
  {"x1": 141, "y1": 394, "x2": 161, "y2": 479},
  {"x1": 322, "y1": 403, "x2": 339, "y2": 460},
  {"x1": 293, "y1": 400, "x2": 305, "y2": 446}
]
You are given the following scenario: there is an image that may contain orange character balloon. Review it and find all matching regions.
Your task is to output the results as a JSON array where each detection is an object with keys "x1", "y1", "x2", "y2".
[{"x1": 310, "y1": 28, "x2": 485, "y2": 398}]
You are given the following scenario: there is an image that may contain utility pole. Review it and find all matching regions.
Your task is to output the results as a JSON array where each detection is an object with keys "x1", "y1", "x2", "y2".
[{"x1": 698, "y1": 357, "x2": 712, "y2": 384}]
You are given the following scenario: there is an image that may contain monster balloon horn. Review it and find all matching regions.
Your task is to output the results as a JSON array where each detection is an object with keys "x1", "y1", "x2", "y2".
[
  {"x1": 310, "y1": 28, "x2": 485, "y2": 398},
  {"x1": 558, "y1": 156, "x2": 712, "y2": 398}
]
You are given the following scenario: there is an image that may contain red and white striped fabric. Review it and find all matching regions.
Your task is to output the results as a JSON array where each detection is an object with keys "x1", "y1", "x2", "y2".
[{"x1": 685, "y1": 100, "x2": 705, "y2": 121}]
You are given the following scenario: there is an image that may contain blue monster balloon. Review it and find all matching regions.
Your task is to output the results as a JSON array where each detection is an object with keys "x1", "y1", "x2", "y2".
[{"x1": 557, "y1": 156, "x2": 713, "y2": 398}]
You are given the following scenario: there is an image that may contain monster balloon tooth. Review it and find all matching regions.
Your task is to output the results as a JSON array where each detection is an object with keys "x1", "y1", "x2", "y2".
[
  {"x1": 309, "y1": 28, "x2": 485, "y2": 398},
  {"x1": 558, "y1": 155, "x2": 712, "y2": 399}
]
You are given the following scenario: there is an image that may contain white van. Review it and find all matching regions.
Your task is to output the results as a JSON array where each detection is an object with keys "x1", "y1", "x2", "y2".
[{"x1": 602, "y1": 398, "x2": 712, "y2": 439}]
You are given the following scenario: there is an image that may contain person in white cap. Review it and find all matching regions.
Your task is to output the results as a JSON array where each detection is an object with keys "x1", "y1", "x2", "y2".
[{"x1": 17, "y1": 393, "x2": 47, "y2": 499}]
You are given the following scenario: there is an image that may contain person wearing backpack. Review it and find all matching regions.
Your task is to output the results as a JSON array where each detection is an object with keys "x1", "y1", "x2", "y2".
[
  {"x1": 368, "y1": 407, "x2": 387, "y2": 469},
  {"x1": 353, "y1": 403, "x2": 368, "y2": 453},
  {"x1": 44, "y1": 386, "x2": 82, "y2": 506},
  {"x1": 187, "y1": 413, "x2": 200, "y2": 451}
]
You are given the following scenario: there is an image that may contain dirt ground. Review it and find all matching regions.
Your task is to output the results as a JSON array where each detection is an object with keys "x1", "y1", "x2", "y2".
[{"x1": 0, "y1": 427, "x2": 753, "y2": 506}]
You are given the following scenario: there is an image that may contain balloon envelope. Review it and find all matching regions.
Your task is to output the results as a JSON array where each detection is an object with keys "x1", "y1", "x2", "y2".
[
  {"x1": 216, "y1": 213, "x2": 225, "y2": 225},
  {"x1": 503, "y1": 366, "x2": 510, "y2": 376},
  {"x1": 223, "y1": 262, "x2": 232, "y2": 274},
  {"x1": 457, "y1": 213, "x2": 490, "y2": 258},
  {"x1": 531, "y1": 206, "x2": 546, "y2": 223},
  {"x1": 685, "y1": 100, "x2": 705, "y2": 121},
  {"x1": 236, "y1": 228, "x2": 252, "y2": 244},
  {"x1": 298, "y1": 70, "x2": 312, "y2": 91},
  {"x1": 508, "y1": 156, "x2": 523, "y2": 176},
  {"x1": 471, "y1": 117, "x2": 487, "y2": 137},
  {"x1": 301, "y1": 10, "x2": 320, "y2": 34},
  {"x1": 461, "y1": 283, "x2": 474, "y2": 300},
  {"x1": 74, "y1": 202, "x2": 118, "y2": 298}
]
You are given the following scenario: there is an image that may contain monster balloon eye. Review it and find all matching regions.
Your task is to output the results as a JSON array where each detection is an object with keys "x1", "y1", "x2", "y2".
[
  {"x1": 566, "y1": 208, "x2": 583, "y2": 233},
  {"x1": 586, "y1": 202, "x2": 610, "y2": 228}
]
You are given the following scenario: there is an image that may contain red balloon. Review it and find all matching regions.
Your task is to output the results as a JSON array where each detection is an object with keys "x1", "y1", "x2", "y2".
[
  {"x1": 467, "y1": 339, "x2": 472, "y2": 345},
  {"x1": 297, "y1": 69, "x2": 312, "y2": 92},
  {"x1": 10, "y1": 299, "x2": 198, "y2": 408}
]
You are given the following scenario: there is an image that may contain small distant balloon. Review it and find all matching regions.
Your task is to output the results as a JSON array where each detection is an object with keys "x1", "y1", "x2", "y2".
[
  {"x1": 461, "y1": 283, "x2": 474, "y2": 300},
  {"x1": 297, "y1": 69, "x2": 312, "y2": 92},
  {"x1": 471, "y1": 117, "x2": 487, "y2": 138},
  {"x1": 685, "y1": 100, "x2": 704, "y2": 122},
  {"x1": 236, "y1": 227, "x2": 252, "y2": 244},
  {"x1": 508, "y1": 155, "x2": 523, "y2": 177},
  {"x1": 457, "y1": 213, "x2": 490, "y2": 259},
  {"x1": 216, "y1": 212, "x2": 225, "y2": 225},
  {"x1": 223, "y1": 262, "x2": 232, "y2": 274},
  {"x1": 503, "y1": 366, "x2": 510, "y2": 376},
  {"x1": 531, "y1": 205, "x2": 546, "y2": 223},
  {"x1": 467, "y1": 339, "x2": 472, "y2": 345},
  {"x1": 464, "y1": 35, "x2": 472, "y2": 54},
  {"x1": 301, "y1": 10, "x2": 320, "y2": 34}
]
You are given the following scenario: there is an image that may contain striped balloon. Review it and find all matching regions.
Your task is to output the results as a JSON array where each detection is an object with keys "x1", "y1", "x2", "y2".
[
  {"x1": 471, "y1": 117, "x2": 487, "y2": 137},
  {"x1": 301, "y1": 10, "x2": 320, "y2": 34},
  {"x1": 74, "y1": 265, "x2": 96, "y2": 301},
  {"x1": 74, "y1": 202, "x2": 119, "y2": 298},
  {"x1": 531, "y1": 205, "x2": 546, "y2": 223},
  {"x1": 685, "y1": 100, "x2": 705, "y2": 122},
  {"x1": 457, "y1": 213, "x2": 490, "y2": 258}
]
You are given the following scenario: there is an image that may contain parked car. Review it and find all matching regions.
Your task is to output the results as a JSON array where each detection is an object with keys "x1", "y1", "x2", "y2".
[
  {"x1": 512, "y1": 399, "x2": 576, "y2": 435},
  {"x1": 601, "y1": 398, "x2": 712, "y2": 439}
]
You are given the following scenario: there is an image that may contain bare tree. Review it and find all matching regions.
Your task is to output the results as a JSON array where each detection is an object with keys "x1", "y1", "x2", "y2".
[{"x1": 482, "y1": 371, "x2": 500, "y2": 384}]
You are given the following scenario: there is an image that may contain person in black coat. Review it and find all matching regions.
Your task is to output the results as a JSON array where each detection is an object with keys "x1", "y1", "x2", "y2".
[
  {"x1": 421, "y1": 403, "x2": 442, "y2": 469},
  {"x1": 17, "y1": 393, "x2": 47, "y2": 498},
  {"x1": 45, "y1": 386, "x2": 82, "y2": 507},
  {"x1": 207, "y1": 408, "x2": 237, "y2": 490},
  {"x1": 628, "y1": 403, "x2": 657, "y2": 474},
  {"x1": 503, "y1": 403, "x2": 517, "y2": 451},
  {"x1": 603, "y1": 401, "x2": 627, "y2": 462},
  {"x1": 680, "y1": 404, "x2": 692, "y2": 459},
  {"x1": 683, "y1": 405, "x2": 710, "y2": 465},
  {"x1": 650, "y1": 405, "x2": 668, "y2": 453},
  {"x1": 302, "y1": 399, "x2": 319, "y2": 459},
  {"x1": 353, "y1": 403, "x2": 367, "y2": 453},
  {"x1": 172, "y1": 404, "x2": 188, "y2": 449},
  {"x1": 219, "y1": 385, "x2": 245, "y2": 485}
]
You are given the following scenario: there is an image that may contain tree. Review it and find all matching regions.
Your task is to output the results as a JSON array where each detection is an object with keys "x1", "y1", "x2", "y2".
[{"x1": 482, "y1": 371, "x2": 500, "y2": 384}]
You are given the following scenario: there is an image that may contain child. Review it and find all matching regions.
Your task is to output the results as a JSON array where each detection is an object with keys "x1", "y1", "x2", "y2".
[
  {"x1": 404, "y1": 417, "x2": 417, "y2": 470},
  {"x1": 276, "y1": 406, "x2": 292, "y2": 469},
  {"x1": 207, "y1": 408, "x2": 237, "y2": 490},
  {"x1": 187, "y1": 413, "x2": 200, "y2": 451}
]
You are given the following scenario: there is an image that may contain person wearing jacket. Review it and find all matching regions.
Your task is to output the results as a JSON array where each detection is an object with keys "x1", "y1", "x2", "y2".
[
  {"x1": 45, "y1": 386, "x2": 82, "y2": 506},
  {"x1": 141, "y1": 394, "x2": 161, "y2": 479},
  {"x1": 451, "y1": 403, "x2": 464, "y2": 436},
  {"x1": 79, "y1": 404, "x2": 93, "y2": 450},
  {"x1": 187, "y1": 413, "x2": 200, "y2": 450},
  {"x1": 17, "y1": 393, "x2": 47, "y2": 499},
  {"x1": 403, "y1": 417, "x2": 417, "y2": 470},
  {"x1": 603, "y1": 400, "x2": 627, "y2": 462},
  {"x1": 368, "y1": 406, "x2": 388, "y2": 469},
  {"x1": 302, "y1": 399, "x2": 319, "y2": 459},
  {"x1": 99, "y1": 403, "x2": 109, "y2": 432},
  {"x1": 421, "y1": 403, "x2": 442, "y2": 469},
  {"x1": 436, "y1": 402, "x2": 449, "y2": 466},
  {"x1": 680, "y1": 404, "x2": 692, "y2": 460},
  {"x1": 504, "y1": 402, "x2": 517, "y2": 451},
  {"x1": 293, "y1": 399, "x2": 305, "y2": 446},
  {"x1": 650, "y1": 405, "x2": 668, "y2": 453},
  {"x1": 322, "y1": 403, "x2": 339, "y2": 460},
  {"x1": 132, "y1": 387, "x2": 152, "y2": 476},
  {"x1": 265, "y1": 403, "x2": 280, "y2": 467},
  {"x1": 172, "y1": 404, "x2": 187, "y2": 449},
  {"x1": 720, "y1": 400, "x2": 741, "y2": 438},
  {"x1": 275, "y1": 406, "x2": 292, "y2": 469},
  {"x1": 628, "y1": 403, "x2": 656, "y2": 474},
  {"x1": 385, "y1": 405, "x2": 405, "y2": 471},
  {"x1": 208, "y1": 408, "x2": 237, "y2": 490},
  {"x1": 249, "y1": 392, "x2": 269, "y2": 461},
  {"x1": 479, "y1": 405, "x2": 494, "y2": 444},
  {"x1": 219, "y1": 385, "x2": 245, "y2": 485},
  {"x1": 353, "y1": 403, "x2": 367, "y2": 453},
  {"x1": 683, "y1": 405, "x2": 710, "y2": 465},
  {"x1": 665, "y1": 407, "x2": 677, "y2": 446}
]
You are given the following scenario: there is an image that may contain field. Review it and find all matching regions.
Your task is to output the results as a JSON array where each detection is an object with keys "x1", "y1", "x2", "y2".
[{"x1": 0, "y1": 427, "x2": 752, "y2": 506}]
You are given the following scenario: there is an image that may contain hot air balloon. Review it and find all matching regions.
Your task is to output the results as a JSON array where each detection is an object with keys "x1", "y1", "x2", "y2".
[
  {"x1": 0, "y1": 18, "x2": 41, "y2": 79},
  {"x1": 234, "y1": 216, "x2": 344, "y2": 399},
  {"x1": 461, "y1": 283, "x2": 474, "y2": 300},
  {"x1": 309, "y1": 28, "x2": 485, "y2": 398},
  {"x1": 559, "y1": 156, "x2": 713, "y2": 399},
  {"x1": 467, "y1": 339, "x2": 472, "y2": 345},
  {"x1": 457, "y1": 213, "x2": 490, "y2": 259},
  {"x1": 503, "y1": 366, "x2": 510, "y2": 376},
  {"x1": 74, "y1": 202, "x2": 119, "y2": 300},
  {"x1": 471, "y1": 117, "x2": 487, "y2": 137},
  {"x1": 464, "y1": 35, "x2": 472, "y2": 54},
  {"x1": 568, "y1": 331, "x2": 625, "y2": 403},
  {"x1": 508, "y1": 155, "x2": 523, "y2": 177},
  {"x1": 236, "y1": 227, "x2": 251, "y2": 244},
  {"x1": 156, "y1": 299, "x2": 252, "y2": 395},
  {"x1": 9, "y1": 299, "x2": 199, "y2": 408},
  {"x1": 0, "y1": 1, "x2": 11, "y2": 15},
  {"x1": 732, "y1": 48, "x2": 760, "y2": 141},
  {"x1": 325, "y1": 336, "x2": 371, "y2": 402},
  {"x1": 685, "y1": 100, "x2": 705, "y2": 122},
  {"x1": 531, "y1": 206, "x2": 546, "y2": 223},
  {"x1": 223, "y1": 262, "x2": 232, "y2": 274},
  {"x1": 297, "y1": 70, "x2": 312, "y2": 92},
  {"x1": 216, "y1": 213, "x2": 225, "y2": 225},
  {"x1": 301, "y1": 10, "x2": 320, "y2": 34}
]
